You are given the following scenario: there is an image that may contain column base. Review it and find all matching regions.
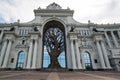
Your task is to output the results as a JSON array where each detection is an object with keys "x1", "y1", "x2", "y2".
[
  {"x1": 93, "y1": 68, "x2": 113, "y2": 71},
  {"x1": 25, "y1": 67, "x2": 31, "y2": 69},
  {"x1": 0, "y1": 68, "x2": 114, "y2": 71},
  {"x1": 31, "y1": 67, "x2": 36, "y2": 69},
  {"x1": 0, "y1": 68, "x2": 14, "y2": 71},
  {"x1": 68, "y1": 69, "x2": 85, "y2": 71},
  {"x1": 107, "y1": 67, "x2": 112, "y2": 69}
]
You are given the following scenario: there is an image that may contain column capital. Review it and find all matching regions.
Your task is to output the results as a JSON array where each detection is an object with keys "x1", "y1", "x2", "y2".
[
  {"x1": 34, "y1": 39, "x2": 38, "y2": 41},
  {"x1": 4, "y1": 39, "x2": 13, "y2": 42},
  {"x1": 104, "y1": 30, "x2": 107, "y2": 32},
  {"x1": 75, "y1": 39, "x2": 79, "y2": 41},
  {"x1": 3, "y1": 39, "x2": 8, "y2": 42},
  {"x1": 70, "y1": 39, "x2": 75, "y2": 41},
  {"x1": 29, "y1": 39, "x2": 34, "y2": 42},
  {"x1": 8, "y1": 39, "x2": 13, "y2": 42},
  {"x1": 110, "y1": 30, "x2": 113, "y2": 33},
  {"x1": 95, "y1": 40, "x2": 100, "y2": 43}
]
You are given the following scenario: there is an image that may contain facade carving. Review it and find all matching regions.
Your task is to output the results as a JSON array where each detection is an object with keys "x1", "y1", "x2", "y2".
[{"x1": 0, "y1": 3, "x2": 120, "y2": 71}]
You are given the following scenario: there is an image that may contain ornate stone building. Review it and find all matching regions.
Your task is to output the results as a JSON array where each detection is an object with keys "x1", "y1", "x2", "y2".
[{"x1": 0, "y1": 3, "x2": 120, "y2": 71}]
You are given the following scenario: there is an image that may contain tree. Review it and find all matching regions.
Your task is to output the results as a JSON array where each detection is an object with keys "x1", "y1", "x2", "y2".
[{"x1": 44, "y1": 28, "x2": 64, "y2": 68}]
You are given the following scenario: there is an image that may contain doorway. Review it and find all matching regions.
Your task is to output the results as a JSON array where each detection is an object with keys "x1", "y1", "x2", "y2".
[
  {"x1": 16, "y1": 51, "x2": 25, "y2": 69},
  {"x1": 83, "y1": 51, "x2": 92, "y2": 70}
]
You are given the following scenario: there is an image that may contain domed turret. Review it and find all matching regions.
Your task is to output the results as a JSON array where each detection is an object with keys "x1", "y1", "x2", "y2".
[{"x1": 47, "y1": 2, "x2": 62, "y2": 9}]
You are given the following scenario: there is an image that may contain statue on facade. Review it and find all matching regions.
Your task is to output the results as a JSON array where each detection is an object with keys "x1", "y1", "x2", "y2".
[
  {"x1": 70, "y1": 27, "x2": 75, "y2": 32},
  {"x1": 92, "y1": 28, "x2": 104, "y2": 32},
  {"x1": 92, "y1": 28, "x2": 98, "y2": 32},
  {"x1": 33, "y1": 27, "x2": 39, "y2": 31},
  {"x1": 9, "y1": 27, "x2": 15, "y2": 31}
]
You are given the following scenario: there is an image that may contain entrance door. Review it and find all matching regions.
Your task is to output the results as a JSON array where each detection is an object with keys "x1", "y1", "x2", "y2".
[
  {"x1": 83, "y1": 51, "x2": 92, "y2": 70},
  {"x1": 16, "y1": 51, "x2": 25, "y2": 69}
]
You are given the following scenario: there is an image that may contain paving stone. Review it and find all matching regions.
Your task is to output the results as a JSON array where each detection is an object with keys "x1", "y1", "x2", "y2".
[{"x1": 0, "y1": 71, "x2": 120, "y2": 80}]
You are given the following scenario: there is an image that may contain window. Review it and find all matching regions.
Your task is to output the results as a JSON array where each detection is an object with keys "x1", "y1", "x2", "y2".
[
  {"x1": 94, "y1": 59, "x2": 98, "y2": 63},
  {"x1": 16, "y1": 51, "x2": 25, "y2": 69},
  {"x1": 22, "y1": 40, "x2": 25, "y2": 45},
  {"x1": 43, "y1": 46, "x2": 66, "y2": 68},
  {"x1": 11, "y1": 58, "x2": 14, "y2": 63},
  {"x1": 83, "y1": 52, "x2": 92, "y2": 70}
]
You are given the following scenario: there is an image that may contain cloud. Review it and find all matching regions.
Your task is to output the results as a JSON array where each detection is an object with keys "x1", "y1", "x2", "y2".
[
  {"x1": 94, "y1": 0, "x2": 120, "y2": 23},
  {"x1": 0, "y1": 0, "x2": 120, "y2": 24},
  {"x1": 0, "y1": 0, "x2": 36, "y2": 23}
]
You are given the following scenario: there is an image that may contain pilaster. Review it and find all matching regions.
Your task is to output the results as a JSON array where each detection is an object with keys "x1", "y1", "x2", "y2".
[
  {"x1": 100, "y1": 41, "x2": 111, "y2": 69},
  {"x1": 104, "y1": 31, "x2": 112, "y2": 48},
  {"x1": 75, "y1": 40, "x2": 82, "y2": 69},
  {"x1": 31, "y1": 39, "x2": 38, "y2": 69},
  {"x1": 96, "y1": 41, "x2": 106, "y2": 69},
  {"x1": 26, "y1": 39, "x2": 33, "y2": 69},
  {"x1": 111, "y1": 31, "x2": 118, "y2": 47},
  {"x1": 0, "y1": 40, "x2": 8, "y2": 67},
  {"x1": 70, "y1": 40, "x2": 77, "y2": 69},
  {"x1": 2, "y1": 40, "x2": 12, "y2": 68}
]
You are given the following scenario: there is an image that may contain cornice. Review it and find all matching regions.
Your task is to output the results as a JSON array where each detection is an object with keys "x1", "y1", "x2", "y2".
[
  {"x1": 0, "y1": 23, "x2": 42, "y2": 27},
  {"x1": 29, "y1": 31, "x2": 41, "y2": 37},
  {"x1": 34, "y1": 9, "x2": 74, "y2": 17}
]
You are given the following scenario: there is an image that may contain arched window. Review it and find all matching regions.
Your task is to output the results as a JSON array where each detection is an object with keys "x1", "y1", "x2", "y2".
[
  {"x1": 43, "y1": 21, "x2": 66, "y2": 69},
  {"x1": 16, "y1": 51, "x2": 25, "y2": 69},
  {"x1": 83, "y1": 51, "x2": 92, "y2": 70}
]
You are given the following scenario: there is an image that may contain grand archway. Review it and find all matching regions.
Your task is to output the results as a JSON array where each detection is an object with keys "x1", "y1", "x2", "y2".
[{"x1": 42, "y1": 20, "x2": 66, "y2": 69}]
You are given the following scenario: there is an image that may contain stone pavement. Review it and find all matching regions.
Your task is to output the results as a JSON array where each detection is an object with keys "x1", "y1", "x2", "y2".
[{"x1": 0, "y1": 71, "x2": 120, "y2": 80}]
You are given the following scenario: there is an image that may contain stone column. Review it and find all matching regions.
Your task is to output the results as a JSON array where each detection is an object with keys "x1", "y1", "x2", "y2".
[
  {"x1": 31, "y1": 40, "x2": 38, "y2": 69},
  {"x1": 100, "y1": 41, "x2": 111, "y2": 69},
  {"x1": 96, "y1": 41, "x2": 106, "y2": 69},
  {"x1": 0, "y1": 30, "x2": 3, "y2": 42},
  {"x1": 81, "y1": 54, "x2": 86, "y2": 69},
  {"x1": 0, "y1": 40, "x2": 8, "y2": 67},
  {"x1": 104, "y1": 31, "x2": 112, "y2": 48},
  {"x1": 111, "y1": 31, "x2": 118, "y2": 47},
  {"x1": 2, "y1": 40, "x2": 12, "y2": 68},
  {"x1": 26, "y1": 40, "x2": 33, "y2": 69},
  {"x1": 70, "y1": 40, "x2": 77, "y2": 69},
  {"x1": 75, "y1": 40, "x2": 82, "y2": 69}
]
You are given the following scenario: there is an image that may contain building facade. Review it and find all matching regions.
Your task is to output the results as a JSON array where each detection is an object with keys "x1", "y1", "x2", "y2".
[{"x1": 0, "y1": 3, "x2": 120, "y2": 71}]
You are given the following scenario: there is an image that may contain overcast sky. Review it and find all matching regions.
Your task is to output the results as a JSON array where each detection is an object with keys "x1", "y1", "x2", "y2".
[{"x1": 0, "y1": 0, "x2": 120, "y2": 24}]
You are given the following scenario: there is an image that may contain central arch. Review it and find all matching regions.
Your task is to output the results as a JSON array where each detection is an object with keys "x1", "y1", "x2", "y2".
[{"x1": 42, "y1": 20, "x2": 67, "y2": 69}]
